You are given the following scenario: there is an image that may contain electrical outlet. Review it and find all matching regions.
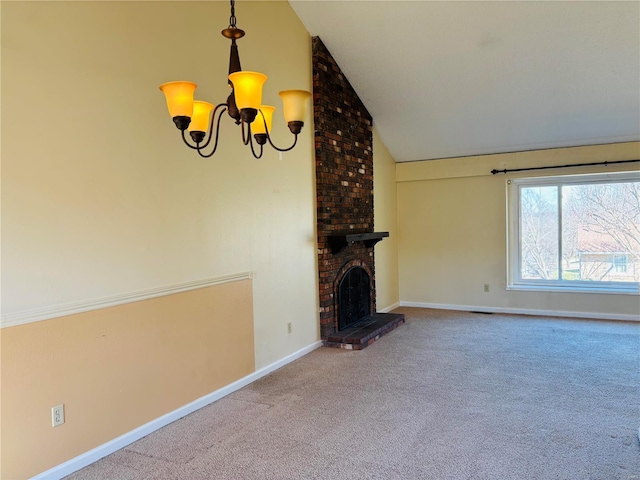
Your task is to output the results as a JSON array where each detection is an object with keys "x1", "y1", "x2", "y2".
[
  {"x1": 287, "y1": 322, "x2": 292, "y2": 334},
  {"x1": 483, "y1": 284, "x2": 490, "y2": 293},
  {"x1": 52, "y1": 404, "x2": 65, "y2": 427}
]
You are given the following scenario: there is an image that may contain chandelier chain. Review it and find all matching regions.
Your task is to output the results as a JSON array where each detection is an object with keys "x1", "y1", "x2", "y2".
[{"x1": 229, "y1": 0, "x2": 237, "y2": 29}]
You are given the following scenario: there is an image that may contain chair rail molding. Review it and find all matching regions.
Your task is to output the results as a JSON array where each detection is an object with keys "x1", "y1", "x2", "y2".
[{"x1": 1, "y1": 272, "x2": 254, "y2": 328}]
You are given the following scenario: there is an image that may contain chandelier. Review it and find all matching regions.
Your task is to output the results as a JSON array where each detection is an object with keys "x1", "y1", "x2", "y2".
[{"x1": 159, "y1": 0, "x2": 311, "y2": 159}]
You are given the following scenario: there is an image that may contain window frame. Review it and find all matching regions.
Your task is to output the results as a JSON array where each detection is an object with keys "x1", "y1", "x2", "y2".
[{"x1": 506, "y1": 171, "x2": 640, "y2": 295}]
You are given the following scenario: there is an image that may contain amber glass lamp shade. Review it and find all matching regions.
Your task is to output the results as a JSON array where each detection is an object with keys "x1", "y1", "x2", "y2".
[
  {"x1": 253, "y1": 106, "x2": 276, "y2": 135},
  {"x1": 159, "y1": 81, "x2": 197, "y2": 118},
  {"x1": 189, "y1": 101, "x2": 214, "y2": 132},
  {"x1": 278, "y1": 89, "x2": 311, "y2": 123},
  {"x1": 228, "y1": 71, "x2": 267, "y2": 112}
]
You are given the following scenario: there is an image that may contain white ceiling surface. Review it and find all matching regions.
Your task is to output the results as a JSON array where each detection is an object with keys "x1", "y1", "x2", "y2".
[{"x1": 289, "y1": 1, "x2": 640, "y2": 162}]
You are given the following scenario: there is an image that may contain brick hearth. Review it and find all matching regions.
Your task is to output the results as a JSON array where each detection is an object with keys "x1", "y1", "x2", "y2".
[{"x1": 324, "y1": 313, "x2": 406, "y2": 350}]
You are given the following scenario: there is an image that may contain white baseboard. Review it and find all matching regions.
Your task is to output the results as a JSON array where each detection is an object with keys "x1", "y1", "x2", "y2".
[
  {"x1": 399, "y1": 301, "x2": 640, "y2": 322},
  {"x1": 378, "y1": 302, "x2": 400, "y2": 313},
  {"x1": 31, "y1": 340, "x2": 323, "y2": 480}
]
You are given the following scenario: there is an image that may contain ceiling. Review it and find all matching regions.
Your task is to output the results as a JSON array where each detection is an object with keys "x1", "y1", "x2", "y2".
[{"x1": 289, "y1": 1, "x2": 640, "y2": 162}]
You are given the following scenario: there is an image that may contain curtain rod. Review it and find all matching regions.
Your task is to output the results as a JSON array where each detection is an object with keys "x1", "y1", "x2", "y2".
[{"x1": 491, "y1": 159, "x2": 640, "y2": 175}]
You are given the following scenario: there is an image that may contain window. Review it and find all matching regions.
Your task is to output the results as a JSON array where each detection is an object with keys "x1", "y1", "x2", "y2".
[
  {"x1": 507, "y1": 171, "x2": 640, "y2": 294},
  {"x1": 613, "y1": 255, "x2": 627, "y2": 273}
]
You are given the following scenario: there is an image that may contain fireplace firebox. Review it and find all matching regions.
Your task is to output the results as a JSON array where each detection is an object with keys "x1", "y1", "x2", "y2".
[{"x1": 338, "y1": 267, "x2": 371, "y2": 330}]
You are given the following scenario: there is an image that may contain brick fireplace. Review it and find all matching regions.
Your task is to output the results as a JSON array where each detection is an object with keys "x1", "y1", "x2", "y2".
[{"x1": 312, "y1": 37, "x2": 404, "y2": 349}]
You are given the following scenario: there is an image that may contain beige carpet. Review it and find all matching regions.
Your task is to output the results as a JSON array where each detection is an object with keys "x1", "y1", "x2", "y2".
[{"x1": 66, "y1": 308, "x2": 640, "y2": 479}]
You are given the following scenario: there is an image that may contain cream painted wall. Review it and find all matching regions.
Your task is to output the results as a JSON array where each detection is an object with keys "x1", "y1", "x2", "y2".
[
  {"x1": 2, "y1": 2, "x2": 318, "y2": 477},
  {"x1": 1, "y1": 1, "x2": 318, "y2": 363},
  {"x1": 397, "y1": 142, "x2": 640, "y2": 318},
  {"x1": 373, "y1": 128, "x2": 399, "y2": 310}
]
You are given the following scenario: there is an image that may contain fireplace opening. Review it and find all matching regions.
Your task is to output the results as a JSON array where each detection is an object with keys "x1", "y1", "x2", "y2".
[{"x1": 338, "y1": 267, "x2": 371, "y2": 330}]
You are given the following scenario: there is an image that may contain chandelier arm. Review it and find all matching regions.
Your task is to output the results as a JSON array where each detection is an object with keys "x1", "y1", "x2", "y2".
[
  {"x1": 248, "y1": 133, "x2": 264, "y2": 159},
  {"x1": 241, "y1": 120, "x2": 252, "y2": 146},
  {"x1": 181, "y1": 130, "x2": 200, "y2": 150},
  {"x1": 265, "y1": 132, "x2": 299, "y2": 152},
  {"x1": 198, "y1": 103, "x2": 228, "y2": 150},
  {"x1": 196, "y1": 104, "x2": 228, "y2": 158},
  {"x1": 253, "y1": 109, "x2": 299, "y2": 153},
  {"x1": 242, "y1": 120, "x2": 250, "y2": 145}
]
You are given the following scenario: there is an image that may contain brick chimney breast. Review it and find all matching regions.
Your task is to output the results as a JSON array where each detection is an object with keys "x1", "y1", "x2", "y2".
[{"x1": 312, "y1": 37, "x2": 376, "y2": 339}]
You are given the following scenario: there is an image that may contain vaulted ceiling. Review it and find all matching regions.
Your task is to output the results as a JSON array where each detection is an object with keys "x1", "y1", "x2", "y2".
[{"x1": 290, "y1": 1, "x2": 640, "y2": 162}]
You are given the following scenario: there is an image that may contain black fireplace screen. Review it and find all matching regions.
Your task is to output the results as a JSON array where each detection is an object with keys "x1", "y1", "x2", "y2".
[{"x1": 338, "y1": 267, "x2": 371, "y2": 330}]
